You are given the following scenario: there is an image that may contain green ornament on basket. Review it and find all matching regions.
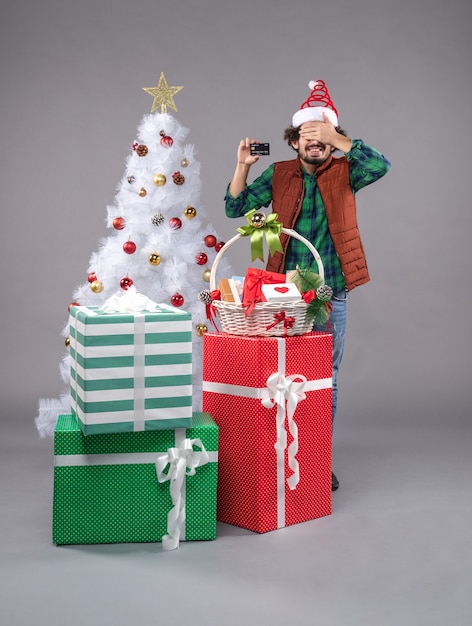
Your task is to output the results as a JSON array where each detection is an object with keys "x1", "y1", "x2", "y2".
[{"x1": 237, "y1": 209, "x2": 284, "y2": 262}]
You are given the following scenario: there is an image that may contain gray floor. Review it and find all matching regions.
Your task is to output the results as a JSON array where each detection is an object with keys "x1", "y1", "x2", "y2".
[{"x1": 1, "y1": 412, "x2": 471, "y2": 626}]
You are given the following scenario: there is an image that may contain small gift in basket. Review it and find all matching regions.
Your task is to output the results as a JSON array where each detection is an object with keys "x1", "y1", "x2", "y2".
[
  {"x1": 203, "y1": 210, "x2": 333, "y2": 336},
  {"x1": 261, "y1": 281, "x2": 302, "y2": 303},
  {"x1": 241, "y1": 267, "x2": 287, "y2": 315}
]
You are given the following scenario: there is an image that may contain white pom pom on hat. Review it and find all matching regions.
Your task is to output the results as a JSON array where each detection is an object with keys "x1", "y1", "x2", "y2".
[{"x1": 292, "y1": 80, "x2": 339, "y2": 128}]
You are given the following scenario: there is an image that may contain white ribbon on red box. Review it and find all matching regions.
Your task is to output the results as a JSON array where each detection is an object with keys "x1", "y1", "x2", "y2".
[
  {"x1": 203, "y1": 337, "x2": 331, "y2": 528},
  {"x1": 261, "y1": 371, "x2": 305, "y2": 490}
]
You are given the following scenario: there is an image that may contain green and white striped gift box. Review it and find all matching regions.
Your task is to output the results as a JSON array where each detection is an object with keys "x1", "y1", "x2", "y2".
[
  {"x1": 69, "y1": 304, "x2": 193, "y2": 435},
  {"x1": 53, "y1": 412, "x2": 218, "y2": 546}
]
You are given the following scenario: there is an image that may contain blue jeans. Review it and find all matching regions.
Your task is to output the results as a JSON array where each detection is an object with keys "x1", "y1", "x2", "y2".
[{"x1": 314, "y1": 289, "x2": 347, "y2": 425}]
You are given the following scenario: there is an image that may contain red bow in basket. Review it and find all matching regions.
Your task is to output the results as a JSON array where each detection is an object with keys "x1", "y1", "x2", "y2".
[{"x1": 266, "y1": 311, "x2": 296, "y2": 335}]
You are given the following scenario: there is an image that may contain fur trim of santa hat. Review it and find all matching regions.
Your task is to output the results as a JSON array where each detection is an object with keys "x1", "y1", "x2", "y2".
[{"x1": 292, "y1": 80, "x2": 339, "y2": 128}]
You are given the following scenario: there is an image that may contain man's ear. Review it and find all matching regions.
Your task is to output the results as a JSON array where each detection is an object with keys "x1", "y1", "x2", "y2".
[{"x1": 291, "y1": 140, "x2": 299, "y2": 151}]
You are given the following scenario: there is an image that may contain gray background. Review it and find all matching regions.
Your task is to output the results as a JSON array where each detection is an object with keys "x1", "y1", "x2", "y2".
[{"x1": 1, "y1": 1, "x2": 471, "y2": 625}]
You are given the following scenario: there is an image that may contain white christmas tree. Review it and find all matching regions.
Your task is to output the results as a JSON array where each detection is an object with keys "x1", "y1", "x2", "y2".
[{"x1": 36, "y1": 72, "x2": 231, "y2": 437}]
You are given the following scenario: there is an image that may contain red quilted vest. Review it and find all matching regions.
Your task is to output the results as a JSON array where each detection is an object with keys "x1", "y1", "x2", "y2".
[{"x1": 266, "y1": 155, "x2": 370, "y2": 290}]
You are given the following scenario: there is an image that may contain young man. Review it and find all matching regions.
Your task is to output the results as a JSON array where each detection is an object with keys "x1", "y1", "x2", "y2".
[{"x1": 224, "y1": 81, "x2": 391, "y2": 491}]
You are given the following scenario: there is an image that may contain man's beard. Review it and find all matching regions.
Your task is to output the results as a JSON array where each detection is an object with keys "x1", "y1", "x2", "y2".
[{"x1": 302, "y1": 154, "x2": 328, "y2": 165}]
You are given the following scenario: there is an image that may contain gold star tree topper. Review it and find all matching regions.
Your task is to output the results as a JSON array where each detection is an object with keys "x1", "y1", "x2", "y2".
[{"x1": 143, "y1": 72, "x2": 184, "y2": 113}]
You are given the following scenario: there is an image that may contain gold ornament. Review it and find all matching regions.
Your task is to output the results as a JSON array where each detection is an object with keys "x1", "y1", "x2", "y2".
[
  {"x1": 65, "y1": 337, "x2": 70, "y2": 347},
  {"x1": 184, "y1": 206, "x2": 197, "y2": 219},
  {"x1": 138, "y1": 187, "x2": 147, "y2": 197},
  {"x1": 142, "y1": 72, "x2": 184, "y2": 114},
  {"x1": 195, "y1": 323, "x2": 208, "y2": 337},
  {"x1": 90, "y1": 280, "x2": 104, "y2": 293},
  {"x1": 251, "y1": 212, "x2": 266, "y2": 228},
  {"x1": 202, "y1": 269, "x2": 211, "y2": 282},
  {"x1": 181, "y1": 157, "x2": 189, "y2": 168},
  {"x1": 148, "y1": 253, "x2": 161, "y2": 266},
  {"x1": 154, "y1": 173, "x2": 166, "y2": 186}
]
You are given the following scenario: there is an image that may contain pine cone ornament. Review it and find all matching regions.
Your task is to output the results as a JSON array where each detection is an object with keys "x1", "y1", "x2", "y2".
[
  {"x1": 136, "y1": 144, "x2": 148, "y2": 157},
  {"x1": 151, "y1": 213, "x2": 165, "y2": 226},
  {"x1": 172, "y1": 171, "x2": 185, "y2": 185},
  {"x1": 198, "y1": 290, "x2": 212, "y2": 305},
  {"x1": 316, "y1": 284, "x2": 333, "y2": 302}
]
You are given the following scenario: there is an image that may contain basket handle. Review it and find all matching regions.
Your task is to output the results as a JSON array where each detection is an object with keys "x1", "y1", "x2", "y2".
[{"x1": 209, "y1": 227, "x2": 324, "y2": 291}]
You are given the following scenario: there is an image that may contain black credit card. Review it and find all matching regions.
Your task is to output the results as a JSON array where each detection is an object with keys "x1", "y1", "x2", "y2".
[{"x1": 250, "y1": 143, "x2": 270, "y2": 156}]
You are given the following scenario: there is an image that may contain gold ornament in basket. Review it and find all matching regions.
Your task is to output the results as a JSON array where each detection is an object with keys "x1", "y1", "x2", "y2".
[{"x1": 208, "y1": 211, "x2": 331, "y2": 337}]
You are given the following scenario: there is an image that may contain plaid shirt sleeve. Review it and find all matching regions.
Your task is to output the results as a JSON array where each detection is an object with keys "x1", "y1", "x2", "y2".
[
  {"x1": 346, "y1": 139, "x2": 391, "y2": 193},
  {"x1": 224, "y1": 164, "x2": 276, "y2": 218}
]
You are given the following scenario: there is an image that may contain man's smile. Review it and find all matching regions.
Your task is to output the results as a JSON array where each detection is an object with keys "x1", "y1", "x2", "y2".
[{"x1": 306, "y1": 142, "x2": 326, "y2": 155}]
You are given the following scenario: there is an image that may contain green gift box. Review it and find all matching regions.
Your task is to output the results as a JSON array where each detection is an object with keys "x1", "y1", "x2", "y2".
[
  {"x1": 53, "y1": 413, "x2": 218, "y2": 548},
  {"x1": 69, "y1": 303, "x2": 193, "y2": 435}
]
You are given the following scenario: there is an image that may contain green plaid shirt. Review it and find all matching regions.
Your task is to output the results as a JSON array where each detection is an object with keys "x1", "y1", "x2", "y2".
[{"x1": 225, "y1": 139, "x2": 391, "y2": 293}]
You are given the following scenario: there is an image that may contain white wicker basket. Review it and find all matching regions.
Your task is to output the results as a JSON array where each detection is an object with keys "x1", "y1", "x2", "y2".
[{"x1": 209, "y1": 227, "x2": 325, "y2": 336}]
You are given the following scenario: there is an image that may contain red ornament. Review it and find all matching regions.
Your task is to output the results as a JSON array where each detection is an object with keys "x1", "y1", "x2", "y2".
[
  {"x1": 113, "y1": 217, "x2": 125, "y2": 230},
  {"x1": 120, "y1": 277, "x2": 133, "y2": 290},
  {"x1": 160, "y1": 135, "x2": 173, "y2": 147},
  {"x1": 196, "y1": 252, "x2": 208, "y2": 265},
  {"x1": 204, "y1": 234, "x2": 217, "y2": 247},
  {"x1": 68, "y1": 302, "x2": 80, "y2": 311},
  {"x1": 87, "y1": 272, "x2": 97, "y2": 283},
  {"x1": 169, "y1": 217, "x2": 182, "y2": 230},
  {"x1": 123, "y1": 241, "x2": 137, "y2": 254},
  {"x1": 215, "y1": 241, "x2": 225, "y2": 252},
  {"x1": 171, "y1": 293, "x2": 184, "y2": 307},
  {"x1": 132, "y1": 142, "x2": 139, "y2": 151}
]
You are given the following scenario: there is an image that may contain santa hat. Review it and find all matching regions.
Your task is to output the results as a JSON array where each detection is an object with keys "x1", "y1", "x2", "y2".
[{"x1": 292, "y1": 80, "x2": 339, "y2": 127}]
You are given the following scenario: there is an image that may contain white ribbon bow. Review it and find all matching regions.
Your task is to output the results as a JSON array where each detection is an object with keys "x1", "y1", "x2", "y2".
[
  {"x1": 261, "y1": 373, "x2": 307, "y2": 490},
  {"x1": 156, "y1": 438, "x2": 210, "y2": 551},
  {"x1": 101, "y1": 285, "x2": 157, "y2": 313}
]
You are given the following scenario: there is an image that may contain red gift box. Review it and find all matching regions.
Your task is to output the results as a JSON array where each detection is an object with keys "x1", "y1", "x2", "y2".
[
  {"x1": 202, "y1": 332, "x2": 332, "y2": 533},
  {"x1": 242, "y1": 268, "x2": 286, "y2": 315}
]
